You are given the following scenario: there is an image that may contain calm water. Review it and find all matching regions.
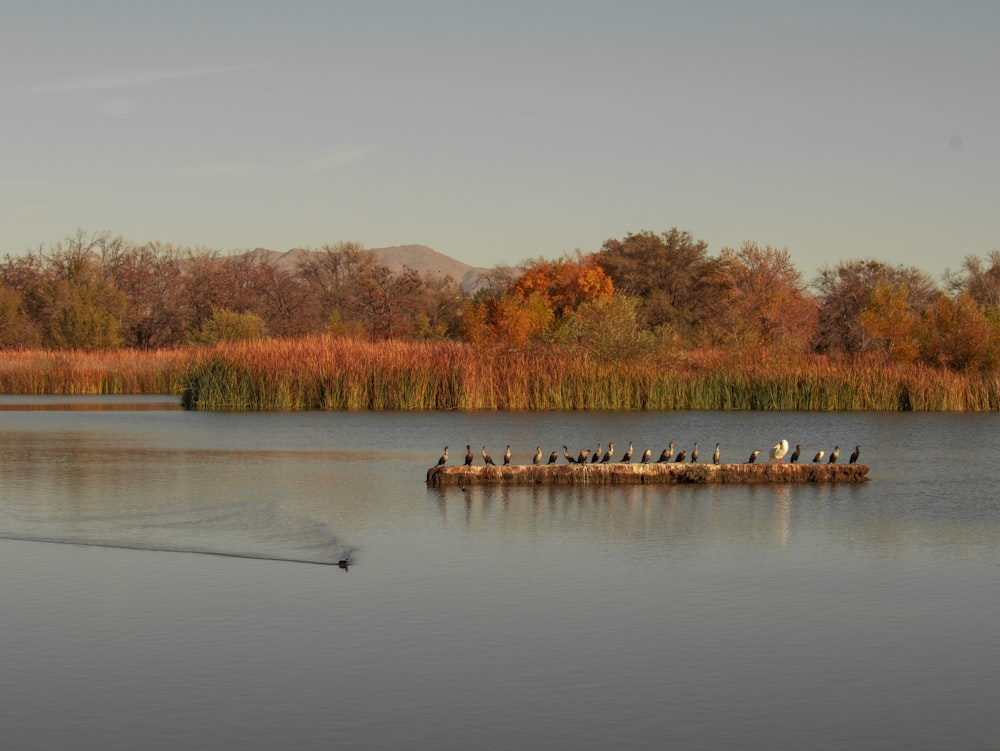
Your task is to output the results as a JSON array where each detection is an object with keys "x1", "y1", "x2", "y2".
[{"x1": 1, "y1": 396, "x2": 998, "y2": 750}]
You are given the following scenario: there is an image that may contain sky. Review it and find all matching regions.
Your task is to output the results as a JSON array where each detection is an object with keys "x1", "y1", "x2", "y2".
[{"x1": 2, "y1": 0, "x2": 997, "y2": 281}]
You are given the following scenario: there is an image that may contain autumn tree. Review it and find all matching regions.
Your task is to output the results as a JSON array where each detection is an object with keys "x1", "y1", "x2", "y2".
[
  {"x1": 597, "y1": 228, "x2": 720, "y2": 339},
  {"x1": 944, "y1": 251, "x2": 1000, "y2": 311},
  {"x1": 917, "y1": 292, "x2": 998, "y2": 371},
  {"x1": 709, "y1": 242, "x2": 817, "y2": 355},
  {"x1": 812, "y1": 259, "x2": 937, "y2": 355},
  {"x1": 0, "y1": 285, "x2": 40, "y2": 347},
  {"x1": 462, "y1": 253, "x2": 614, "y2": 351},
  {"x1": 857, "y1": 283, "x2": 919, "y2": 363}
]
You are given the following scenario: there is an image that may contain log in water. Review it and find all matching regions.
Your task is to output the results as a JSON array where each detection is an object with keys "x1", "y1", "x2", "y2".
[{"x1": 426, "y1": 462, "x2": 869, "y2": 487}]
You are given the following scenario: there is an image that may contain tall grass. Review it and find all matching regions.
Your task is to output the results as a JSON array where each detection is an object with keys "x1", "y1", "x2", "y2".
[{"x1": 2, "y1": 337, "x2": 998, "y2": 411}]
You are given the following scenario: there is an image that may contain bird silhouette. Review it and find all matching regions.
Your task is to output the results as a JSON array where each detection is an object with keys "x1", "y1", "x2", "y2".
[
  {"x1": 789, "y1": 444, "x2": 802, "y2": 464},
  {"x1": 691, "y1": 442, "x2": 699, "y2": 463},
  {"x1": 849, "y1": 445, "x2": 861, "y2": 464},
  {"x1": 812, "y1": 450, "x2": 824, "y2": 463},
  {"x1": 601, "y1": 442, "x2": 615, "y2": 463},
  {"x1": 591, "y1": 444, "x2": 602, "y2": 464},
  {"x1": 577, "y1": 448, "x2": 591, "y2": 464},
  {"x1": 640, "y1": 448, "x2": 652, "y2": 463},
  {"x1": 464, "y1": 445, "x2": 473, "y2": 466},
  {"x1": 503, "y1": 445, "x2": 511, "y2": 465},
  {"x1": 828, "y1": 446, "x2": 840, "y2": 464},
  {"x1": 436, "y1": 446, "x2": 448, "y2": 466},
  {"x1": 548, "y1": 450, "x2": 559, "y2": 464},
  {"x1": 712, "y1": 443, "x2": 721, "y2": 465},
  {"x1": 563, "y1": 446, "x2": 576, "y2": 463},
  {"x1": 620, "y1": 441, "x2": 634, "y2": 463},
  {"x1": 658, "y1": 441, "x2": 675, "y2": 463},
  {"x1": 533, "y1": 446, "x2": 543, "y2": 465},
  {"x1": 748, "y1": 449, "x2": 761, "y2": 464},
  {"x1": 674, "y1": 450, "x2": 687, "y2": 463},
  {"x1": 482, "y1": 446, "x2": 496, "y2": 465}
]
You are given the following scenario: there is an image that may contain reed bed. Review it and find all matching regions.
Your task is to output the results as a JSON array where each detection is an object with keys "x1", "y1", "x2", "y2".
[{"x1": 2, "y1": 337, "x2": 998, "y2": 411}]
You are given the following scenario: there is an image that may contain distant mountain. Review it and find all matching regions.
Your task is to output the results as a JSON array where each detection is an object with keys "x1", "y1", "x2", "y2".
[{"x1": 246, "y1": 244, "x2": 492, "y2": 292}]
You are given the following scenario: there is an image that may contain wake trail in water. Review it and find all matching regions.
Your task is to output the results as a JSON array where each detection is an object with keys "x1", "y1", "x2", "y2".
[{"x1": 0, "y1": 534, "x2": 345, "y2": 567}]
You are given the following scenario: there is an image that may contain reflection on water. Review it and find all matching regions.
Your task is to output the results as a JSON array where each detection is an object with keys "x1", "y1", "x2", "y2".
[{"x1": 1, "y1": 400, "x2": 999, "y2": 750}]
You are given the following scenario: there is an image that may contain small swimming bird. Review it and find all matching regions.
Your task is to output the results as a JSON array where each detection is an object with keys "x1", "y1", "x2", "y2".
[
  {"x1": 849, "y1": 445, "x2": 861, "y2": 464},
  {"x1": 673, "y1": 450, "x2": 687, "y2": 463},
  {"x1": 828, "y1": 446, "x2": 840, "y2": 464},
  {"x1": 747, "y1": 449, "x2": 761, "y2": 464},
  {"x1": 789, "y1": 444, "x2": 802, "y2": 464},
  {"x1": 657, "y1": 441, "x2": 675, "y2": 463},
  {"x1": 620, "y1": 441, "x2": 634, "y2": 463},
  {"x1": 712, "y1": 443, "x2": 721, "y2": 465},
  {"x1": 563, "y1": 446, "x2": 576, "y2": 463},
  {"x1": 577, "y1": 448, "x2": 591, "y2": 463},
  {"x1": 601, "y1": 442, "x2": 615, "y2": 463},
  {"x1": 503, "y1": 445, "x2": 511, "y2": 465},
  {"x1": 548, "y1": 450, "x2": 559, "y2": 464},
  {"x1": 640, "y1": 448, "x2": 652, "y2": 463},
  {"x1": 812, "y1": 450, "x2": 824, "y2": 463},
  {"x1": 533, "y1": 446, "x2": 543, "y2": 465},
  {"x1": 464, "y1": 445, "x2": 474, "y2": 466},
  {"x1": 482, "y1": 446, "x2": 496, "y2": 465},
  {"x1": 769, "y1": 439, "x2": 789, "y2": 464},
  {"x1": 436, "y1": 446, "x2": 448, "y2": 466},
  {"x1": 591, "y1": 443, "x2": 602, "y2": 464},
  {"x1": 691, "y1": 443, "x2": 699, "y2": 463}
]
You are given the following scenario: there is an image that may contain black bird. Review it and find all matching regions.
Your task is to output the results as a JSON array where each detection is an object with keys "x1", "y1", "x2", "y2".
[
  {"x1": 789, "y1": 444, "x2": 802, "y2": 464},
  {"x1": 591, "y1": 443, "x2": 603, "y2": 464},
  {"x1": 482, "y1": 446, "x2": 496, "y2": 465},
  {"x1": 548, "y1": 450, "x2": 559, "y2": 464},
  {"x1": 620, "y1": 441, "x2": 634, "y2": 463},
  {"x1": 640, "y1": 448, "x2": 652, "y2": 463},
  {"x1": 747, "y1": 449, "x2": 761, "y2": 464},
  {"x1": 563, "y1": 446, "x2": 576, "y2": 464},
  {"x1": 828, "y1": 446, "x2": 840, "y2": 464},
  {"x1": 464, "y1": 445, "x2": 473, "y2": 466},
  {"x1": 533, "y1": 446, "x2": 543, "y2": 465},
  {"x1": 691, "y1": 442, "x2": 699, "y2": 463},
  {"x1": 601, "y1": 442, "x2": 615, "y2": 463},
  {"x1": 436, "y1": 446, "x2": 448, "y2": 466},
  {"x1": 673, "y1": 450, "x2": 687, "y2": 463},
  {"x1": 849, "y1": 445, "x2": 861, "y2": 464},
  {"x1": 812, "y1": 450, "x2": 824, "y2": 463},
  {"x1": 712, "y1": 443, "x2": 721, "y2": 465},
  {"x1": 657, "y1": 441, "x2": 675, "y2": 463},
  {"x1": 503, "y1": 445, "x2": 511, "y2": 465},
  {"x1": 577, "y1": 448, "x2": 591, "y2": 464}
]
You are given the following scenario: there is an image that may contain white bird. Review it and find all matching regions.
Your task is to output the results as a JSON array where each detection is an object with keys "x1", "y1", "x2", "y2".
[{"x1": 769, "y1": 439, "x2": 789, "y2": 464}]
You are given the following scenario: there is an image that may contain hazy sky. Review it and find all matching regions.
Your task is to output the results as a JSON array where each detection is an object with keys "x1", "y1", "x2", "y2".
[{"x1": 2, "y1": 1, "x2": 997, "y2": 279}]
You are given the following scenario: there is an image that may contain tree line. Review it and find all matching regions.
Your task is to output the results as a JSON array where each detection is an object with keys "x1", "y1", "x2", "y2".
[{"x1": 2, "y1": 228, "x2": 999, "y2": 373}]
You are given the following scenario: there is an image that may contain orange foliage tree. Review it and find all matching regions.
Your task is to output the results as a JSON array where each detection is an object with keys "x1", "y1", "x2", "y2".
[
  {"x1": 917, "y1": 292, "x2": 998, "y2": 371},
  {"x1": 463, "y1": 253, "x2": 614, "y2": 351}
]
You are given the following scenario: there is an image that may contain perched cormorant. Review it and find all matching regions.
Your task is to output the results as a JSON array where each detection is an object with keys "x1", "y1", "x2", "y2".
[
  {"x1": 789, "y1": 444, "x2": 802, "y2": 464},
  {"x1": 563, "y1": 446, "x2": 576, "y2": 464},
  {"x1": 769, "y1": 439, "x2": 789, "y2": 464},
  {"x1": 601, "y1": 442, "x2": 615, "y2": 463},
  {"x1": 591, "y1": 444, "x2": 603, "y2": 464},
  {"x1": 482, "y1": 446, "x2": 496, "y2": 465},
  {"x1": 436, "y1": 446, "x2": 448, "y2": 466},
  {"x1": 673, "y1": 450, "x2": 687, "y2": 463},
  {"x1": 691, "y1": 442, "x2": 699, "y2": 463},
  {"x1": 658, "y1": 441, "x2": 675, "y2": 463},
  {"x1": 577, "y1": 448, "x2": 591, "y2": 463},
  {"x1": 548, "y1": 450, "x2": 559, "y2": 464},
  {"x1": 712, "y1": 443, "x2": 721, "y2": 465},
  {"x1": 747, "y1": 449, "x2": 761, "y2": 464},
  {"x1": 464, "y1": 445, "x2": 474, "y2": 466},
  {"x1": 849, "y1": 445, "x2": 861, "y2": 464},
  {"x1": 640, "y1": 448, "x2": 652, "y2": 463},
  {"x1": 533, "y1": 446, "x2": 543, "y2": 465},
  {"x1": 503, "y1": 445, "x2": 511, "y2": 466},
  {"x1": 812, "y1": 450, "x2": 824, "y2": 463},
  {"x1": 828, "y1": 446, "x2": 840, "y2": 464},
  {"x1": 620, "y1": 441, "x2": 634, "y2": 463}
]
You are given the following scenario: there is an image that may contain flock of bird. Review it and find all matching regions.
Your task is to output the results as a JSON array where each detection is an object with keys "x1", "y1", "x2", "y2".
[{"x1": 436, "y1": 440, "x2": 861, "y2": 467}]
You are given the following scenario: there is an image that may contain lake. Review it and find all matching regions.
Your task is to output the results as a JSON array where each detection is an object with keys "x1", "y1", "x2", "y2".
[{"x1": 1, "y1": 396, "x2": 998, "y2": 750}]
